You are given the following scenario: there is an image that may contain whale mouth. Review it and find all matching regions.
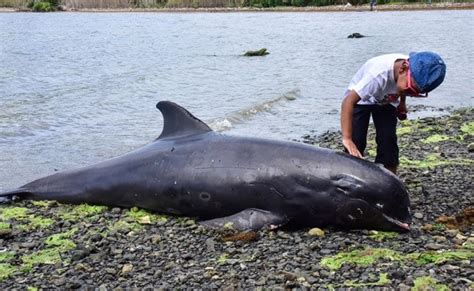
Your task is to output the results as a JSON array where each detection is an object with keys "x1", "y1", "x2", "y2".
[{"x1": 383, "y1": 214, "x2": 411, "y2": 231}]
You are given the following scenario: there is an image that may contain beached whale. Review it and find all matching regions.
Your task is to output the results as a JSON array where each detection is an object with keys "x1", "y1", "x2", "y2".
[{"x1": 0, "y1": 101, "x2": 411, "y2": 232}]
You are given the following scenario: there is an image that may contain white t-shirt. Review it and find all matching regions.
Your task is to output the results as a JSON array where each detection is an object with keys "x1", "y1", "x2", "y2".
[{"x1": 344, "y1": 53, "x2": 408, "y2": 107}]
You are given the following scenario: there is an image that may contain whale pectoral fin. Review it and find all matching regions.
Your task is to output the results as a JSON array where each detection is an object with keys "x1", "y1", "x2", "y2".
[{"x1": 199, "y1": 208, "x2": 287, "y2": 231}]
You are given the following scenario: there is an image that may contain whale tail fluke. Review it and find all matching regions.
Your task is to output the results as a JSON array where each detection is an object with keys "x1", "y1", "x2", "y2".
[{"x1": 0, "y1": 188, "x2": 30, "y2": 203}]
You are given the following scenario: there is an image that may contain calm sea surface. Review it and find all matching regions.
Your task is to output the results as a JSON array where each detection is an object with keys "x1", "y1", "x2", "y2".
[{"x1": 0, "y1": 11, "x2": 473, "y2": 190}]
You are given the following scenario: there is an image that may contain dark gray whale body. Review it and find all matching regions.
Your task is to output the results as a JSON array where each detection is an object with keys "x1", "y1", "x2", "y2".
[{"x1": 0, "y1": 101, "x2": 411, "y2": 232}]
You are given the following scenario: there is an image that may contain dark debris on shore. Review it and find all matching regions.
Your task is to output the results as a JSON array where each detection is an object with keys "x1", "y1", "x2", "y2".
[{"x1": 0, "y1": 108, "x2": 473, "y2": 289}]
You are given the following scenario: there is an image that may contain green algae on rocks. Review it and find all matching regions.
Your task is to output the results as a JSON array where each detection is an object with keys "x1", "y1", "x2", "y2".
[
  {"x1": 400, "y1": 154, "x2": 473, "y2": 169},
  {"x1": 0, "y1": 207, "x2": 29, "y2": 220},
  {"x1": 344, "y1": 272, "x2": 391, "y2": 287},
  {"x1": 368, "y1": 230, "x2": 399, "y2": 241},
  {"x1": 126, "y1": 207, "x2": 168, "y2": 225},
  {"x1": 0, "y1": 263, "x2": 16, "y2": 281},
  {"x1": 21, "y1": 228, "x2": 78, "y2": 272},
  {"x1": 57, "y1": 204, "x2": 108, "y2": 221},
  {"x1": 320, "y1": 248, "x2": 402, "y2": 270},
  {"x1": 217, "y1": 253, "x2": 230, "y2": 264},
  {"x1": 0, "y1": 206, "x2": 54, "y2": 231},
  {"x1": 421, "y1": 134, "x2": 451, "y2": 143},
  {"x1": 0, "y1": 251, "x2": 15, "y2": 263},
  {"x1": 460, "y1": 121, "x2": 474, "y2": 135},
  {"x1": 412, "y1": 276, "x2": 449, "y2": 291},
  {"x1": 21, "y1": 248, "x2": 63, "y2": 272},
  {"x1": 107, "y1": 207, "x2": 169, "y2": 233},
  {"x1": 320, "y1": 248, "x2": 474, "y2": 270},
  {"x1": 44, "y1": 228, "x2": 78, "y2": 250},
  {"x1": 408, "y1": 250, "x2": 474, "y2": 265}
]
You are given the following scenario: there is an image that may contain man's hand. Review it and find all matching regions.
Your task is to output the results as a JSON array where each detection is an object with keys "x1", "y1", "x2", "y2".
[
  {"x1": 397, "y1": 103, "x2": 407, "y2": 114},
  {"x1": 341, "y1": 90, "x2": 362, "y2": 158},
  {"x1": 342, "y1": 137, "x2": 363, "y2": 158}
]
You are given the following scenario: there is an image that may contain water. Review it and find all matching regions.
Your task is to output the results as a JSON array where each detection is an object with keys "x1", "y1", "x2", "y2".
[{"x1": 0, "y1": 11, "x2": 473, "y2": 190}]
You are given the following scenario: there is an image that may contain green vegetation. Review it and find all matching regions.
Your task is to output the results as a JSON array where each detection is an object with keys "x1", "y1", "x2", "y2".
[
  {"x1": 0, "y1": 263, "x2": 16, "y2": 281},
  {"x1": 44, "y1": 228, "x2": 77, "y2": 250},
  {"x1": 21, "y1": 228, "x2": 78, "y2": 272},
  {"x1": 432, "y1": 223, "x2": 446, "y2": 232},
  {"x1": 460, "y1": 121, "x2": 474, "y2": 135},
  {"x1": 408, "y1": 250, "x2": 474, "y2": 265},
  {"x1": 320, "y1": 247, "x2": 474, "y2": 270},
  {"x1": 0, "y1": 206, "x2": 54, "y2": 231},
  {"x1": 217, "y1": 253, "x2": 229, "y2": 264},
  {"x1": 412, "y1": 276, "x2": 449, "y2": 291},
  {"x1": 126, "y1": 207, "x2": 168, "y2": 224},
  {"x1": 0, "y1": 207, "x2": 29, "y2": 220},
  {"x1": 0, "y1": 251, "x2": 15, "y2": 263},
  {"x1": 344, "y1": 272, "x2": 391, "y2": 287},
  {"x1": 321, "y1": 248, "x2": 402, "y2": 270},
  {"x1": 107, "y1": 207, "x2": 169, "y2": 233},
  {"x1": 57, "y1": 203, "x2": 108, "y2": 221},
  {"x1": 397, "y1": 125, "x2": 412, "y2": 136},
  {"x1": 21, "y1": 248, "x2": 62, "y2": 272},
  {"x1": 421, "y1": 134, "x2": 451, "y2": 143},
  {"x1": 31, "y1": 201, "x2": 52, "y2": 208},
  {"x1": 368, "y1": 230, "x2": 399, "y2": 241},
  {"x1": 0, "y1": 221, "x2": 11, "y2": 234},
  {"x1": 27, "y1": 0, "x2": 60, "y2": 11},
  {"x1": 400, "y1": 154, "x2": 473, "y2": 169}
]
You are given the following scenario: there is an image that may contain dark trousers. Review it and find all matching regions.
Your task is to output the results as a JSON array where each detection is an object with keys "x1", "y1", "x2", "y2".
[{"x1": 352, "y1": 104, "x2": 399, "y2": 167}]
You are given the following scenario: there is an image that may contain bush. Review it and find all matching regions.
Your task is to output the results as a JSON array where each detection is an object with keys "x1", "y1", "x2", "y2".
[{"x1": 32, "y1": 1, "x2": 54, "y2": 11}]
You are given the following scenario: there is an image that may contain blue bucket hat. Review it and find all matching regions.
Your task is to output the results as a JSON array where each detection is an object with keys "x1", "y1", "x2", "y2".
[{"x1": 408, "y1": 51, "x2": 446, "y2": 93}]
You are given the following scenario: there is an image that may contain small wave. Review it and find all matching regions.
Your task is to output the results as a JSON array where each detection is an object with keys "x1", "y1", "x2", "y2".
[{"x1": 208, "y1": 89, "x2": 300, "y2": 132}]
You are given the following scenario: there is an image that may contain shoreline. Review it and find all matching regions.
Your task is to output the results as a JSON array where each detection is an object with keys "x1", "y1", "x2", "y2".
[{"x1": 1, "y1": 2, "x2": 473, "y2": 13}]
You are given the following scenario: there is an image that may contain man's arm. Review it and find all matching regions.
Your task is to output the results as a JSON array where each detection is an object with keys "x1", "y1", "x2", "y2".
[
  {"x1": 341, "y1": 90, "x2": 363, "y2": 158},
  {"x1": 398, "y1": 95, "x2": 407, "y2": 113}
]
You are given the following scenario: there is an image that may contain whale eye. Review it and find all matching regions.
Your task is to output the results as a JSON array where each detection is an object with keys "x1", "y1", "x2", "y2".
[{"x1": 199, "y1": 192, "x2": 211, "y2": 202}]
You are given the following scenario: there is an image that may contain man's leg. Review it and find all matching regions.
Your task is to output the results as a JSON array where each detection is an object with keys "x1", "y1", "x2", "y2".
[
  {"x1": 372, "y1": 105, "x2": 399, "y2": 174},
  {"x1": 350, "y1": 105, "x2": 372, "y2": 156}
]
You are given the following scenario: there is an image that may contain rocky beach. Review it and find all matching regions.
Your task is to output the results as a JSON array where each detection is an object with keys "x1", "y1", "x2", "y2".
[{"x1": 0, "y1": 107, "x2": 473, "y2": 289}]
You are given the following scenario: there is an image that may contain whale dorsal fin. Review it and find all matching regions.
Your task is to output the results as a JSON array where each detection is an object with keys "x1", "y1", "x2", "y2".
[{"x1": 156, "y1": 101, "x2": 212, "y2": 140}]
